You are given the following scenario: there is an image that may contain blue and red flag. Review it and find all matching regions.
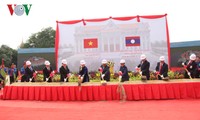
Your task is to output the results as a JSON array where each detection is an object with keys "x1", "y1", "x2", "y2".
[{"x1": 125, "y1": 36, "x2": 140, "y2": 46}]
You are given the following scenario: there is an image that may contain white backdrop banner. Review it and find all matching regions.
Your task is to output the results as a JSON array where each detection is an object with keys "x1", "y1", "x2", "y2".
[{"x1": 55, "y1": 14, "x2": 170, "y2": 72}]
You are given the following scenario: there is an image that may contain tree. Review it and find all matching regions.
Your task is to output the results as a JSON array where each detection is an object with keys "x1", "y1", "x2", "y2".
[
  {"x1": 20, "y1": 27, "x2": 55, "y2": 48},
  {"x1": 0, "y1": 45, "x2": 17, "y2": 67}
]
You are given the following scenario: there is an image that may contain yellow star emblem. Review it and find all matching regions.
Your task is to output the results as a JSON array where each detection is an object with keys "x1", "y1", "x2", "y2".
[{"x1": 88, "y1": 41, "x2": 93, "y2": 46}]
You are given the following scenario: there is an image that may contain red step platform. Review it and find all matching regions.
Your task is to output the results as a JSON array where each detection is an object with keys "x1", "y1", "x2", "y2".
[{"x1": 1, "y1": 80, "x2": 200, "y2": 101}]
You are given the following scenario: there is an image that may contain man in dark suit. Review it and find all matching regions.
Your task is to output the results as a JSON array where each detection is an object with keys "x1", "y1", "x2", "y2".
[
  {"x1": 59, "y1": 59, "x2": 70, "y2": 82},
  {"x1": 78, "y1": 60, "x2": 89, "y2": 86},
  {"x1": 155, "y1": 56, "x2": 168, "y2": 80},
  {"x1": 136, "y1": 54, "x2": 150, "y2": 80},
  {"x1": 182, "y1": 54, "x2": 197, "y2": 78},
  {"x1": 43, "y1": 61, "x2": 54, "y2": 82},
  {"x1": 99, "y1": 59, "x2": 110, "y2": 82},
  {"x1": 119, "y1": 59, "x2": 129, "y2": 82},
  {"x1": 25, "y1": 61, "x2": 37, "y2": 82}
]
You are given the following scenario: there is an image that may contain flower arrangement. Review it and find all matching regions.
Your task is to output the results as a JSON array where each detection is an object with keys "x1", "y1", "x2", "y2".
[{"x1": 107, "y1": 61, "x2": 114, "y2": 74}]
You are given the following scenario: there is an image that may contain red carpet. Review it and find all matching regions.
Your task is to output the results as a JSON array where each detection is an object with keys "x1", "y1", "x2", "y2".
[{"x1": 0, "y1": 99, "x2": 200, "y2": 120}]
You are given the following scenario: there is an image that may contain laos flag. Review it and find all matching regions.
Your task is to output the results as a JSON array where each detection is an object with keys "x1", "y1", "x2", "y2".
[{"x1": 125, "y1": 36, "x2": 140, "y2": 46}]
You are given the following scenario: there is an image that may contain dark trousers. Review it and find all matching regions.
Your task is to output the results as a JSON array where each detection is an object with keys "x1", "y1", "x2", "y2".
[
  {"x1": 184, "y1": 72, "x2": 195, "y2": 78},
  {"x1": 10, "y1": 76, "x2": 15, "y2": 84},
  {"x1": 21, "y1": 75, "x2": 28, "y2": 82},
  {"x1": 196, "y1": 70, "x2": 200, "y2": 78}
]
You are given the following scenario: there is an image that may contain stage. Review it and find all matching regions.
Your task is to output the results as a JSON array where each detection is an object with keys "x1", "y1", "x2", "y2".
[{"x1": 1, "y1": 79, "x2": 200, "y2": 101}]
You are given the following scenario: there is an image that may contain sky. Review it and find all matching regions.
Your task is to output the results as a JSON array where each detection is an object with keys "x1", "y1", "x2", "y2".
[{"x1": 0, "y1": 0, "x2": 200, "y2": 49}]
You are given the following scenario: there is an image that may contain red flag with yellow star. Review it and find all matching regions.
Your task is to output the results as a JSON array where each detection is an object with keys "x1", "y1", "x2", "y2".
[{"x1": 84, "y1": 38, "x2": 98, "y2": 48}]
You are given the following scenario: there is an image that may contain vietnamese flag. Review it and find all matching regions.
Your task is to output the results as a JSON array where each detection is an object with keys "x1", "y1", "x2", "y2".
[{"x1": 84, "y1": 38, "x2": 98, "y2": 48}]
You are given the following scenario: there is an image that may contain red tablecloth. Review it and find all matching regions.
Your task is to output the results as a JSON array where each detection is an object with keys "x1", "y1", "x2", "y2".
[{"x1": 2, "y1": 82, "x2": 200, "y2": 101}]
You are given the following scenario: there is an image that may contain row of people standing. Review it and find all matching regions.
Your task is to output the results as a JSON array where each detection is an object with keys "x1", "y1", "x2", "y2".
[
  {"x1": 135, "y1": 53, "x2": 200, "y2": 80},
  {"x1": 20, "y1": 58, "x2": 128, "y2": 83},
  {"x1": 0, "y1": 63, "x2": 19, "y2": 84},
  {"x1": 20, "y1": 59, "x2": 90, "y2": 83},
  {"x1": 95, "y1": 54, "x2": 168, "y2": 82},
  {"x1": 19, "y1": 53, "x2": 200, "y2": 83},
  {"x1": 93, "y1": 53, "x2": 200, "y2": 81}
]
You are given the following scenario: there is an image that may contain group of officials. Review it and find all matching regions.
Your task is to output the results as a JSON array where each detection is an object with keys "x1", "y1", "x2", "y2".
[
  {"x1": 1, "y1": 53, "x2": 199, "y2": 88},
  {"x1": 17, "y1": 53, "x2": 200, "y2": 85}
]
